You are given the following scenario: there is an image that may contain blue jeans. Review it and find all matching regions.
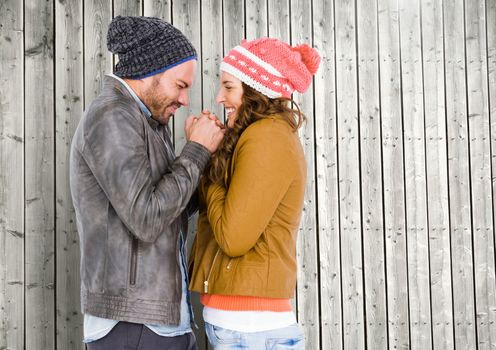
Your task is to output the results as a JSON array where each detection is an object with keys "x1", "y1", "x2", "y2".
[{"x1": 205, "y1": 322, "x2": 305, "y2": 349}]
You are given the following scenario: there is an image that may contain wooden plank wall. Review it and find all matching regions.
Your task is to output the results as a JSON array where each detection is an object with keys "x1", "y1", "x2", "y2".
[{"x1": 0, "y1": 0, "x2": 495, "y2": 349}]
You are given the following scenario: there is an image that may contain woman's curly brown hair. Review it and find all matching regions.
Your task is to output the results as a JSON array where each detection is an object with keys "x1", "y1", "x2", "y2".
[{"x1": 202, "y1": 83, "x2": 306, "y2": 190}]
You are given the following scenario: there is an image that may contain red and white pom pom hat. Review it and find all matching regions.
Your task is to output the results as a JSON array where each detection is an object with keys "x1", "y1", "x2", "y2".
[{"x1": 220, "y1": 37, "x2": 321, "y2": 99}]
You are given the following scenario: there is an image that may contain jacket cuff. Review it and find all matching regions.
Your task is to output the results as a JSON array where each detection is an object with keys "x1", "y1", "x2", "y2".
[{"x1": 180, "y1": 141, "x2": 211, "y2": 171}]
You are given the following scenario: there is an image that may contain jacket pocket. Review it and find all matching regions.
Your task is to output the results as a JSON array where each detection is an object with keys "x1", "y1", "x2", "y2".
[{"x1": 129, "y1": 237, "x2": 139, "y2": 285}]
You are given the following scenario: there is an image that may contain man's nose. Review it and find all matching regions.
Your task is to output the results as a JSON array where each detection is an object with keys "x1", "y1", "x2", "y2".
[{"x1": 178, "y1": 90, "x2": 189, "y2": 106}]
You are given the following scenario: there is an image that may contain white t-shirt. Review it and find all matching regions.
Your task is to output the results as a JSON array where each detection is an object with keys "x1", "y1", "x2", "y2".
[{"x1": 203, "y1": 306, "x2": 297, "y2": 333}]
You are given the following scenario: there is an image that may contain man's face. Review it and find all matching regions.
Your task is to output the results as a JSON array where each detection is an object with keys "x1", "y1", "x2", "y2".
[{"x1": 141, "y1": 59, "x2": 197, "y2": 125}]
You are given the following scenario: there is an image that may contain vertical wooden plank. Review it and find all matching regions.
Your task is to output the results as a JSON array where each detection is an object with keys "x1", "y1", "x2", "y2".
[
  {"x1": 201, "y1": 0, "x2": 223, "y2": 118},
  {"x1": 85, "y1": 0, "x2": 112, "y2": 104},
  {"x1": 172, "y1": 2, "x2": 206, "y2": 348},
  {"x1": 399, "y1": 0, "x2": 434, "y2": 348},
  {"x1": 24, "y1": 0, "x2": 55, "y2": 348},
  {"x1": 488, "y1": 0, "x2": 496, "y2": 311},
  {"x1": 223, "y1": 0, "x2": 244, "y2": 53},
  {"x1": 113, "y1": 0, "x2": 142, "y2": 17},
  {"x1": 143, "y1": 0, "x2": 171, "y2": 19},
  {"x1": 420, "y1": 0, "x2": 453, "y2": 348},
  {"x1": 268, "y1": 0, "x2": 290, "y2": 41},
  {"x1": 221, "y1": 0, "x2": 244, "y2": 126},
  {"x1": 444, "y1": 0, "x2": 477, "y2": 348},
  {"x1": 290, "y1": 0, "x2": 320, "y2": 349},
  {"x1": 55, "y1": 0, "x2": 84, "y2": 347},
  {"x1": 465, "y1": 0, "x2": 496, "y2": 347},
  {"x1": 335, "y1": 0, "x2": 365, "y2": 349},
  {"x1": 377, "y1": 0, "x2": 410, "y2": 348},
  {"x1": 0, "y1": 0, "x2": 24, "y2": 349},
  {"x1": 313, "y1": 0, "x2": 342, "y2": 348},
  {"x1": 171, "y1": 0, "x2": 199, "y2": 153},
  {"x1": 246, "y1": 0, "x2": 267, "y2": 39},
  {"x1": 268, "y1": 0, "x2": 292, "y2": 315},
  {"x1": 357, "y1": 0, "x2": 388, "y2": 348}
]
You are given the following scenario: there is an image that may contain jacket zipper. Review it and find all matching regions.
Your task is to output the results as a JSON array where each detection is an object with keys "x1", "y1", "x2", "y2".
[
  {"x1": 130, "y1": 237, "x2": 138, "y2": 285},
  {"x1": 204, "y1": 248, "x2": 221, "y2": 293}
]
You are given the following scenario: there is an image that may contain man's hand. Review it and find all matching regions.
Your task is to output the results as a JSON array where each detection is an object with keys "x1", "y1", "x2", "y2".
[{"x1": 185, "y1": 112, "x2": 225, "y2": 153}]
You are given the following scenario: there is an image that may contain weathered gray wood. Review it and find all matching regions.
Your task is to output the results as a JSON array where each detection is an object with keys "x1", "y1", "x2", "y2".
[
  {"x1": 267, "y1": 0, "x2": 294, "y2": 314},
  {"x1": 113, "y1": 0, "x2": 142, "y2": 17},
  {"x1": 84, "y1": 0, "x2": 112, "y2": 104},
  {"x1": 24, "y1": 0, "x2": 55, "y2": 348},
  {"x1": 313, "y1": 1, "x2": 342, "y2": 349},
  {"x1": 201, "y1": 0, "x2": 223, "y2": 119},
  {"x1": 488, "y1": 0, "x2": 496, "y2": 313},
  {"x1": 55, "y1": 0, "x2": 85, "y2": 347},
  {"x1": 199, "y1": 3, "x2": 223, "y2": 347},
  {"x1": 171, "y1": 0, "x2": 200, "y2": 153},
  {"x1": 465, "y1": 0, "x2": 496, "y2": 347},
  {"x1": 420, "y1": 0, "x2": 451, "y2": 348},
  {"x1": 268, "y1": 0, "x2": 290, "y2": 41},
  {"x1": 223, "y1": 0, "x2": 244, "y2": 53},
  {"x1": 220, "y1": 0, "x2": 244, "y2": 126},
  {"x1": 2, "y1": 1, "x2": 496, "y2": 349},
  {"x1": 144, "y1": 0, "x2": 171, "y2": 19},
  {"x1": 172, "y1": 2, "x2": 206, "y2": 348},
  {"x1": 399, "y1": 0, "x2": 436, "y2": 348},
  {"x1": 377, "y1": 0, "x2": 410, "y2": 348},
  {"x1": 290, "y1": 0, "x2": 320, "y2": 349},
  {"x1": 0, "y1": 0, "x2": 24, "y2": 349},
  {"x1": 335, "y1": 0, "x2": 365, "y2": 348},
  {"x1": 357, "y1": 0, "x2": 387, "y2": 348},
  {"x1": 444, "y1": 0, "x2": 477, "y2": 348},
  {"x1": 245, "y1": 0, "x2": 267, "y2": 39}
]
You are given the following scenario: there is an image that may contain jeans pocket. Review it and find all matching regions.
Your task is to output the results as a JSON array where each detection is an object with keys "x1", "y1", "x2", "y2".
[
  {"x1": 265, "y1": 336, "x2": 305, "y2": 350},
  {"x1": 205, "y1": 323, "x2": 242, "y2": 346}
]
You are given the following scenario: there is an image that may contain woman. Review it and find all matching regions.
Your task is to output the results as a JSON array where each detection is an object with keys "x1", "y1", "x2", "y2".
[{"x1": 189, "y1": 37, "x2": 320, "y2": 349}]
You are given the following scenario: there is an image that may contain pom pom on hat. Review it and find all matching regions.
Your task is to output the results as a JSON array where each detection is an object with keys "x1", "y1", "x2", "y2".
[
  {"x1": 220, "y1": 37, "x2": 321, "y2": 98},
  {"x1": 293, "y1": 44, "x2": 321, "y2": 75}
]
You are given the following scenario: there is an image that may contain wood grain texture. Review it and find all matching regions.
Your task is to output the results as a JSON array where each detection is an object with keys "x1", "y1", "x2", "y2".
[
  {"x1": 357, "y1": 0, "x2": 388, "y2": 348},
  {"x1": 55, "y1": 0, "x2": 84, "y2": 347},
  {"x1": 399, "y1": 0, "x2": 436, "y2": 348},
  {"x1": 246, "y1": 0, "x2": 268, "y2": 39},
  {"x1": 113, "y1": 0, "x2": 142, "y2": 17},
  {"x1": 420, "y1": 0, "x2": 451, "y2": 348},
  {"x1": 444, "y1": 0, "x2": 477, "y2": 348},
  {"x1": 313, "y1": 0, "x2": 342, "y2": 348},
  {"x1": 25, "y1": 0, "x2": 55, "y2": 348},
  {"x1": 335, "y1": 0, "x2": 365, "y2": 348},
  {"x1": 291, "y1": 0, "x2": 320, "y2": 348},
  {"x1": 465, "y1": 0, "x2": 496, "y2": 347},
  {"x1": 1, "y1": 1, "x2": 495, "y2": 349},
  {"x1": 0, "y1": 0, "x2": 24, "y2": 349},
  {"x1": 377, "y1": 0, "x2": 410, "y2": 348},
  {"x1": 84, "y1": 0, "x2": 112, "y2": 104},
  {"x1": 201, "y1": 0, "x2": 223, "y2": 119}
]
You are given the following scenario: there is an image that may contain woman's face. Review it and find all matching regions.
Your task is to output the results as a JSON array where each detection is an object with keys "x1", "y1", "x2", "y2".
[{"x1": 216, "y1": 71, "x2": 243, "y2": 128}]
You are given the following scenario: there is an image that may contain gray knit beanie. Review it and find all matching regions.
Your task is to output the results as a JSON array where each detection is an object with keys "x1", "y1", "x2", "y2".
[{"x1": 107, "y1": 16, "x2": 197, "y2": 79}]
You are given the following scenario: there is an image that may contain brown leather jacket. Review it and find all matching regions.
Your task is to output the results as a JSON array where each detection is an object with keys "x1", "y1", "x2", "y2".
[{"x1": 189, "y1": 118, "x2": 306, "y2": 298}]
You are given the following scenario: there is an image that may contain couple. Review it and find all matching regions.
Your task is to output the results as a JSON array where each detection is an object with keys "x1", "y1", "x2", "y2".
[{"x1": 70, "y1": 16, "x2": 320, "y2": 350}]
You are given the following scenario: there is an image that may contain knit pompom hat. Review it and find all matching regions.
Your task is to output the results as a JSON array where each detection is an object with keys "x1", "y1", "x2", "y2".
[
  {"x1": 220, "y1": 38, "x2": 320, "y2": 98},
  {"x1": 107, "y1": 16, "x2": 197, "y2": 79}
]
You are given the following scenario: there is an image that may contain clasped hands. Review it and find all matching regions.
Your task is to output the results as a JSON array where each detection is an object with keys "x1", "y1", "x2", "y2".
[{"x1": 185, "y1": 110, "x2": 225, "y2": 153}]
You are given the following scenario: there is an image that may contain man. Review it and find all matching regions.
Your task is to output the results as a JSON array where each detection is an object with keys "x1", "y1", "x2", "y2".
[{"x1": 70, "y1": 16, "x2": 224, "y2": 349}]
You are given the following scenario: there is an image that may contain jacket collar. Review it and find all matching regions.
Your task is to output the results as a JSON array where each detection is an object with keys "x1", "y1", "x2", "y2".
[{"x1": 104, "y1": 75, "x2": 159, "y2": 130}]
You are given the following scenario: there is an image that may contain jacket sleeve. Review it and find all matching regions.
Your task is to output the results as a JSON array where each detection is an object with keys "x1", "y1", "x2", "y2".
[
  {"x1": 82, "y1": 107, "x2": 210, "y2": 243},
  {"x1": 206, "y1": 122, "x2": 293, "y2": 257}
]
